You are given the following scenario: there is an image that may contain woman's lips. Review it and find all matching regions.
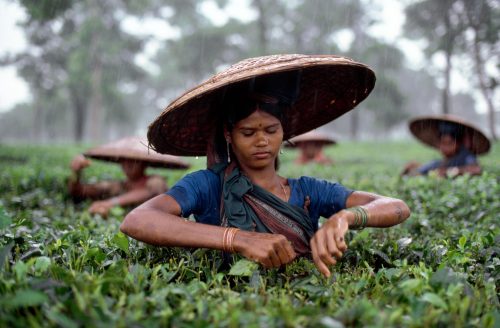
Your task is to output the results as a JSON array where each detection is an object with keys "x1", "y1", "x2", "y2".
[{"x1": 253, "y1": 151, "x2": 271, "y2": 159}]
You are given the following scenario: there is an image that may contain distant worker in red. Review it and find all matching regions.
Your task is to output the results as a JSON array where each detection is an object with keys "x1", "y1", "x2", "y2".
[
  {"x1": 402, "y1": 115, "x2": 490, "y2": 177},
  {"x1": 68, "y1": 136, "x2": 190, "y2": 216},
  {"x1": 288, "y1": 130, "x2": 336, "y2": 165}
]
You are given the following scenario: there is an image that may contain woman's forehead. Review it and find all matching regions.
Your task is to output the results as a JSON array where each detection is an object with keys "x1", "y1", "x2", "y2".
[{"x1": 234, "y1": 110, "x2": 281, "y2": 127}]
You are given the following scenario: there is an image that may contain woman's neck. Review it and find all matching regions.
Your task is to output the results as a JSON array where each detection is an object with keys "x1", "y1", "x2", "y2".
[
  {"x1": 240, "y1": 165, "x2": 283, "y2": 190},
  {"x1": 127, "y1": 173, "x2": 147, "y2": 184}
]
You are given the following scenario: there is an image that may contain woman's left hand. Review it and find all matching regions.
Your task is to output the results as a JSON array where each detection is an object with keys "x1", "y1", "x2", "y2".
[
  {"x1": 310, "y1": 211, "x2": 350, "y2": 277},
  {"x1": 89, "y1": 200, "x2": 114, "y2": 217}
]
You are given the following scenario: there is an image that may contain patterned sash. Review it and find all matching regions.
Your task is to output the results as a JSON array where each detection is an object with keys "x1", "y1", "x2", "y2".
[{"x1": 212, "y1": 162, "x2": 315, "y2": 256}]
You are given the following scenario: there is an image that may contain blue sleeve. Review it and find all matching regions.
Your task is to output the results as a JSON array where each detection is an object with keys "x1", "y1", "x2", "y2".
[
  {"x1": 165, "y1": 170, "x2": 219, "y2": 218},
  {"x1": 298, "y1": 176, "x2": 354, "y2": 219},
  {"x1": 417, "y1": 159, "x2": 441, "y2": 175},
  {"x1": 464, "y1": 154, "x2": 477, "y2": 165}
]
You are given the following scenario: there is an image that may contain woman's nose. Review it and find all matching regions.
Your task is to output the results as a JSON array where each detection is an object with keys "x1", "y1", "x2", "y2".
[{"x1": 256, "y1": 133, "x2": 269, "y2": 146}]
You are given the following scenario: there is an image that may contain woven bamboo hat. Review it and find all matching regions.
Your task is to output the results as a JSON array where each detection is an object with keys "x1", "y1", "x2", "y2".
[
  {"x1": 84, "y1": 136, "x2": 190, "y2": 169},
  {"x1": 409, "y1": 115, "x2": 491, "y2": 155},
  {"x1": 286, "y1": 131, "x2": 337, "y2": 148},
  {"x1": 148, "y1": 54, "x2": 375, "y2": 156}
]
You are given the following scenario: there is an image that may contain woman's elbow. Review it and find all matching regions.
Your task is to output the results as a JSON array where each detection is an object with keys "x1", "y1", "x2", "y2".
[
  {"x1": 120, "y1": 209, "x2": 141, "y2": 236},
  {"x1": 396, "y1": 199, "x2": 411, "y2": 223}
]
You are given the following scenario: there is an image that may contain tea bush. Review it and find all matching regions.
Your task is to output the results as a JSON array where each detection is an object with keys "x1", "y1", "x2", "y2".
[{"x1": 0, "y1": 141, "x2": 498, "y2": 327}]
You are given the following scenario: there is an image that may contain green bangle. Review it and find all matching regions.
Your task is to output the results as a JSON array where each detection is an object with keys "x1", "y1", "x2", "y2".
[{"x1": 345, "y1": 206, "x2": 369, "y2": 230}]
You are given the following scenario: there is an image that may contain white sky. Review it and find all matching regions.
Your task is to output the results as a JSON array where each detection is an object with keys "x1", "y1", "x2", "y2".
[
  {"x1": 0, "y1": 0, "x2": 494, "y2": 114},
  {"x1": 0, "y1": 0, "x2": 29, "y2": 112}
]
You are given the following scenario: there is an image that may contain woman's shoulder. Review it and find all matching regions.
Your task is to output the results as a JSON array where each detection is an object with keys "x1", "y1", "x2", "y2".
[
  {"x1": 291, "y1": 175, "x2": 333, "y2": 186},
  {"x1": 145, "y1": 175, "x2": 167, "y2": 193},
  {"x1": 174, "y1": 169, "x2": 220, "y2": 187},
  {"x1": 289, "y1": 176, "x2": 346, "y2": 193},
  {"x1": 185, "y1": 168, "x2": 219, "y2": 179}
]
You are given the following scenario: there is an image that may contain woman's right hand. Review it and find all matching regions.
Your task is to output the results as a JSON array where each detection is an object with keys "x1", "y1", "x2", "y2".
[
  {"x1": 70, "y1": 154, "x2": 91, "y2": 172},
  {"x1": 233, "y1": 230, "x2": 297, "y2": 268}
]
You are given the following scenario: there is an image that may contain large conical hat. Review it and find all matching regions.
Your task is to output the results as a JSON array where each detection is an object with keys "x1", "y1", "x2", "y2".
[
  {"x1": 409, "y1": 115, "x2": 491, "y2": 155},
  {"x1": 84, "y1": 136, "x2": 190, "y2": 169},
  {"x1": 286, "y1": 130, "x2": 337, "y2": 148},
  {"x1": 148, "y1": 54, "x2": 375, "y2": 156}
]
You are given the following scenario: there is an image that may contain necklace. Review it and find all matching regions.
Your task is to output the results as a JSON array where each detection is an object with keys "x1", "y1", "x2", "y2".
[{"x1": 279, "y1": 181, "x2": 288, "y2": 201}]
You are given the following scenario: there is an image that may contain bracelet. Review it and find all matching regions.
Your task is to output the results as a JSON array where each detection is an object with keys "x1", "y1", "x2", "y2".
[
  {"x1": 345, "y1": 206, "x2": 369, "y2": 230},
  {"x1": 222, "y1": 227, "x2": 240, "y2": 253}
]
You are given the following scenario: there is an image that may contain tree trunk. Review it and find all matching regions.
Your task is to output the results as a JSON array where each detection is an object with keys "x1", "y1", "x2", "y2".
[
  {"x1": 87, "y1": 56, "x2": 103, "y2": 141},
  {"x1": 32, "y1": 92, "x2": 44, "y2": 141},
  {"x1": 442, "y1": 14, "x2": 453, "y2": 115},
  {"x1": 69, "y1": 86, "x2": 86, "y2": 142},
  {"x1": 350, "y1": 111, "x2": 359, "y2": 140},
  {"x1": 462, "y1": 1, "x2": 497, "y2": 140},
  {"x1": 471, "y1": 33, "x2": 497, "y2": 140},
  {"x1": 254, "y1": 0, "x2": 268, "y2": 54}
]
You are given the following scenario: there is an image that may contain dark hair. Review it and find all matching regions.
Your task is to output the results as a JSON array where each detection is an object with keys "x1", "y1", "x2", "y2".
[
  {"x1": 223, "y1": 93, "x2": 286, "y2": 131},
  {"x1": 438, "y1": 122, "x2": 464, "y2": 142}
]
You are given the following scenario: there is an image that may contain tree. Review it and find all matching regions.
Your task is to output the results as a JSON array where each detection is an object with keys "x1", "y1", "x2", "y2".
[
  {"x1": 4, "y1": 0, "x2": 147, "y2": 142},
  {"x1": 457, "y1": 0, "x2": 498, "y2": 140},
  {"x1": 405, "y1": 0, "x2": 465, "y2": 115}
]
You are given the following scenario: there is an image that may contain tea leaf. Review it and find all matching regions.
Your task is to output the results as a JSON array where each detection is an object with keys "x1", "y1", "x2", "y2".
[{"x1": 228, "y1": 259, "x2": 258, "y2": 276}]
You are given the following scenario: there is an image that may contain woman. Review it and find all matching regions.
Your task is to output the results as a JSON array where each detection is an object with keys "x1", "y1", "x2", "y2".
[
  {"x1": 120, "y1": 54, "x2": 410, "y2": 277},
  {"x1": 287, "y1": 130, "x2": 336, "y2": 165},
  {"x1": 69, "y1": 136, "x2": 190, "y2": 216},
  {"x1": 402, "y1": 115, "x2": 490, "y2": 177}
]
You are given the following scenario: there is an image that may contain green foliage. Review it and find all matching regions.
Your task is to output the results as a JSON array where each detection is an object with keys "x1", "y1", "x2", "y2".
[{"x1": 0, "y1": 142, "x2": 499, "y2": 327}]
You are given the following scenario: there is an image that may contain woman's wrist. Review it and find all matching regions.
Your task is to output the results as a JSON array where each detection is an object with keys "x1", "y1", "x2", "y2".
[
  {"x1": 344, "y1": 206, "x2": 369, "y2": 230},
  {"x1": 110, "y1": 197, "x2": 120, "y2": 207},
  {"x1": 222, "y1": 227, "x2": 240, "y2": 253}
]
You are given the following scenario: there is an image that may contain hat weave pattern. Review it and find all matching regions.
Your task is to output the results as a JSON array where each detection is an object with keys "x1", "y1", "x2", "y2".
[
  {"x1": 149, "y1": 54, "x2": 375, "y2": 156},
  {"x1": 84, "y1": 136, "x2": 190, "y2": 169},
  {"x1": 409, "y1": 115, "x2": 491, "y2": 155}
]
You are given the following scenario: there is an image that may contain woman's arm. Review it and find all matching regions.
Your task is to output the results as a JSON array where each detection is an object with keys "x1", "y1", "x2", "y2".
[
  {"x1": 88, "y1": 187, "x2": 157, "y2": 216},
  {"x1": 68, "y1": 154, "x2": 123, "y2": 200},
  {"x1": 310, "y1": 191, "x2": 411, "y2": 277},
  {"x1": 120, "y1": 195, "x2": 296, "y2": 268},
  {"x1": 436, "y1": 164, "x2": 482, "y2": 177}
]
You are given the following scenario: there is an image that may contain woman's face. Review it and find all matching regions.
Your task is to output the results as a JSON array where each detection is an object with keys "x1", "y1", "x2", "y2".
[
  {"x1": 121, "y1": 160, "x2": 146, "y2": 180},
  {"x1": 439, "y1": 134, "x2": 461, "y2": 158},
  {"x1": 228, "y1": 109, "x2": 283, "y2": 170},
  {"x1": 300, "y1": 142, "x2": 323, "y2": 159}
]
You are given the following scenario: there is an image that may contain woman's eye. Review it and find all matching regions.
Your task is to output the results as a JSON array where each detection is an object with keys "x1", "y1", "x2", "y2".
[
  {"x1": 266, "y1": 128, "x2": 278, "y2": 134},
  {"x1": 242, "y1": 131, "x2": 254, "y2": 137}
]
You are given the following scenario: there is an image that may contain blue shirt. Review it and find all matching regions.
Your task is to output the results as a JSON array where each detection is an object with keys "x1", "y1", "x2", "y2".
[
  {"x1": 166, "y1": 169, "x2": 353, "y2": 229},
  {"x1": 418, "y1": 146, "x2": 478, "y2": 175}
]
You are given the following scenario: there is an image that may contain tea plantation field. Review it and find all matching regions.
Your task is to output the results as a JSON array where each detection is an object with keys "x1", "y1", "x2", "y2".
[{"x1": 0, "y1": 141, "x2": 499, "y2": 327}]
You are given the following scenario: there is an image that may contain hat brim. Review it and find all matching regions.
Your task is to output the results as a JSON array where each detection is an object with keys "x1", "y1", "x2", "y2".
[
  {"x1": 84, "y1": 136, "x2": 190, "y2": 169},
  {"x1": 409, "y1": 115, "x2": 491, "y2": 155},
  {"x1": 285, "y1": 131, "x2": 337, "y2": 148},
  {"x1": 148, "y1": 54, "x2": 375, "y2": 156}
]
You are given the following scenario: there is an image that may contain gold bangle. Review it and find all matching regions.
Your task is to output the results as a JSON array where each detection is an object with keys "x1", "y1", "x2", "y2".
[
  {"x1": 222, "y1": 227, "x2": 240, "y2": 253},
  {"x1": 228, "y1": 228, "x2": 239, "y2": 253},
  {"x1": 222, "y1": 228, "x2": 229, "y2": 252}
]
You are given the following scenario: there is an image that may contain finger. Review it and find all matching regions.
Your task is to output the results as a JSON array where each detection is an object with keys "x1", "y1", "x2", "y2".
[
  {"x1": 310, "y1": 237, "x2": 331, "y2": 277},
  {"x1": 326, "y1": 229, "x2": 342, "y2": 259},
  {"x1": 259, "y1": 255, "x2": 273, "y2": 269},
  {"x1": 268, "y1": 248, "x2": 282, "y2": 268},
  {"x1": 274, "y1": 242, "x2": 290, "y2": 265},
  {"x1": 335, "y1": 233, "x2": 347, "y2": 252},
  {"x1": 283, "y1": 240, "x2": 297, "y2": 262},
  {"x1": 315, "y1": 231, "x2": 337, "y2": 266},
  {"x1": 275, "y1": 239, "x2": 296, "y2": 265}
]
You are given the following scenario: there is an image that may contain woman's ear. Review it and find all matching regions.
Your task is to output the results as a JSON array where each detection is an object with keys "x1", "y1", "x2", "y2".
[{"x1": 223, "y1": 127, "x2": 231, "y2": 143}]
